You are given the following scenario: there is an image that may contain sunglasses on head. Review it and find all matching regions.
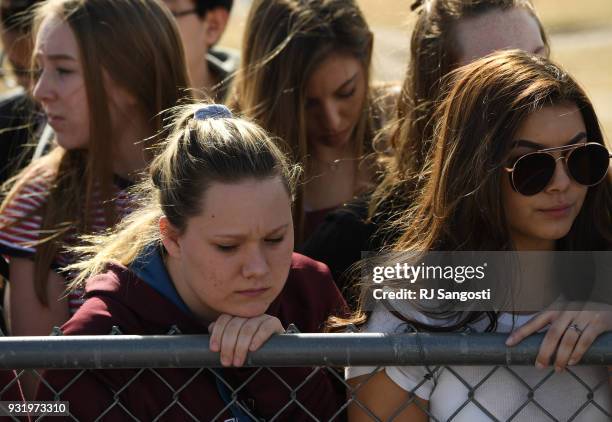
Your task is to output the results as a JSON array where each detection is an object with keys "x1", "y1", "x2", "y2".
[{"x1": 504, "y1": 142, "x2": 612, "y2": 196}]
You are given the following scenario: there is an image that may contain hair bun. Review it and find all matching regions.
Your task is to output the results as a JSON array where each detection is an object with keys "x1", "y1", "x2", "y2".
[{"x1": 193, "y1": 104, "x2": 232, "y2": 121}]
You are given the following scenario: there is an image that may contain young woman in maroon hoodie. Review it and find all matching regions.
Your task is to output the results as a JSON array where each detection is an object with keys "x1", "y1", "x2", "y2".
[{"x1": 35, "y1": 104, "x2": 348, "y2": 421}]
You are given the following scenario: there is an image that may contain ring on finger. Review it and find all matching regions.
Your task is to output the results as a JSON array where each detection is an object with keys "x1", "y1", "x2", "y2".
[{"x1": 568, "y1": 323, "x2": 584, "y2": 335}]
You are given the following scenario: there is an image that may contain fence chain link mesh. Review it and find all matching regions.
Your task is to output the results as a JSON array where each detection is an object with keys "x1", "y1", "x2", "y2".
[{"x1": 0, "y1": 326, "x2": 610, "y2": 421}]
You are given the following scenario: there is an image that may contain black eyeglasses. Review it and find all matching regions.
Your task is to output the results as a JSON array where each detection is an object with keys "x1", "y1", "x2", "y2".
[
  {"x1": 504, "y1": 142, "x2": 612, "y2": 196},
  {"x1": 171, "y1": 8, "x2": 197, "y2": 18}
]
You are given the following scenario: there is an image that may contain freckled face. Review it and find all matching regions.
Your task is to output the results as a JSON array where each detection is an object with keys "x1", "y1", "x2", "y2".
[{"x1": 167, "y1": 177, "x2": 295, "y2": 321}]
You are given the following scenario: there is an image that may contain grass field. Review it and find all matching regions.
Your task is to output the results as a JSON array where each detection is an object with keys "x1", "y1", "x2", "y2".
[{"x1": 221, "y1": 0, "x2": 612, "y2": 139}]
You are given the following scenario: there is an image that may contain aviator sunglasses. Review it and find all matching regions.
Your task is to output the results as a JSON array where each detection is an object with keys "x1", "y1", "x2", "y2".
[{"x1": 504, "y1": 141, "x2": 612, "y2": 196}]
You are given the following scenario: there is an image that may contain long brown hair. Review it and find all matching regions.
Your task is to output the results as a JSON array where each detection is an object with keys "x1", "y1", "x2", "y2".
[
  {"x1": 228, "y1": 0, "x2": 374, "y2": 241},
  {"x1": 0, "y1": 0, "x2": 190, "y2": 305},
  {"x1": 67, "y1": 104, "x2": 300, "y2": 289},
  {"x1": 395, "y1": 51, "x2": 611, "y2": 253},
  {"x1": 333, "y1": 51, "x2": 612, "y2": 330},
  {"x1": 370, "y1": 0, "x2": 549, "y2": 223}
]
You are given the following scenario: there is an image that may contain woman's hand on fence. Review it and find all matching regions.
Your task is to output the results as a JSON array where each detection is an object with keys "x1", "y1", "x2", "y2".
[
  {"x1": 505, "y1": 302, "x2": 612, "y2": 371},
  {"x1": 208, "y1": 314, "x2": 284, "y2": 367}
]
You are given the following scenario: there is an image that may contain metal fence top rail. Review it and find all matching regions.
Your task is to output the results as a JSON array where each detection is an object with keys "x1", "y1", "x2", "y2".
[{"x1": 0, "y1": 332, "x2": 611, "y2": 369}]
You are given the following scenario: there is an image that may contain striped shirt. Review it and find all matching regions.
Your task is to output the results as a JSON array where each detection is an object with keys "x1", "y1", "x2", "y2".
[{"x1": 0, "y1": 166, "x2": 134, "y2": 315}]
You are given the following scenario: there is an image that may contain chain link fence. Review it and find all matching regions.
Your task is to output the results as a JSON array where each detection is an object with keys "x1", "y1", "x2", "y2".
[{"x1": 0, "y1": 329, "x2": 610, "y2": 421}]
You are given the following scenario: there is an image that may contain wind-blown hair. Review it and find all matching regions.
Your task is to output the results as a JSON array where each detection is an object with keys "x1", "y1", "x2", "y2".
[
  {"x1": 370, "y1": 0, "x2": 549, "y2": 223},
  {"x1": 394, "y1": 51, "x2": 610, "y2": 253},
  {"x1": 331, "y1": 50, "x2": 611, "y2": 330},
  {"x1": 0, "y1": 0, "x2": 189, "y2": 304},
  {"x1": 67, "y1": 104, "x2": 300, "y2": 289},
  {"x1": 228, "y1": 0, "x2": 374, "y2": 241}
]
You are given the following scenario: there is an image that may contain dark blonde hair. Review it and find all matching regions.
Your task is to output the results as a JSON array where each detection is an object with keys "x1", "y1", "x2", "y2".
[
  {"x1": 0, "y1": 0, "x2": 190, "y2": 305},
  {"x1": 68, "y1": 104, "x2": 300, "y2": 288},
  {"x1": 370, "y1": 0, "x2": 549, "y2": 222},
  {"x1": 229, "y1": 0, "x2": 374, "y2": 241}
]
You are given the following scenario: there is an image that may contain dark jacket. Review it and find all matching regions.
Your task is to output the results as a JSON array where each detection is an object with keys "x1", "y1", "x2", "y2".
[
  {"x1": 36, "y1": 253, "x2": 347, "y2": 421},
  {"x1": 0, "y1": 88, "x2": 41, "y2": 185},
  {"x1": 299, "y1": 197, "x2": 375, "y2": 295}
]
